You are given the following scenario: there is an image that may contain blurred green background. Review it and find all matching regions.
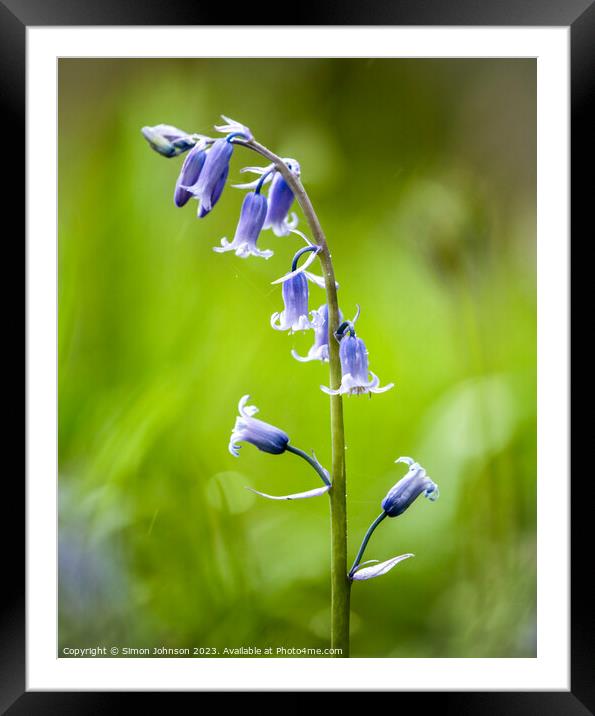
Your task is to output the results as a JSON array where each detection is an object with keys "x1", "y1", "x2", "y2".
[{"x1": 58, "y1": 58, "x2": 536, "y2": 658}]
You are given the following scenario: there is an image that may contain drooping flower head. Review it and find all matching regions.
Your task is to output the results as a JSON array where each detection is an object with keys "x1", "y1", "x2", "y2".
[
  {"x1": 174, "y1": 143, "x2": 207, "y2": 207},
  {"x1": 292, "y1": 304, "x2": 343, "y2": 363},
  {"x1": 186, "y1": 138, "x2": 234, "y2": 217},
  {"x1": 264, "y1": 160, "x2": 300, "y2": 236},
  {"x1": 349, "y1": 456, "x2": 438, "y2": 582},
  {"x1": 229, "y1": 395, "x2": 289, "y2": 457},
  {"x1": 141, "y1": 124, "x2": 196, "y2": 157},
  {"x1": 229, "y1": 396, "x2": 331, "y2": 501},
  {"x1": 233, "y1": 158, "x2": 300, "y2": 236},
  {"x1": 271, "y1": 272, "x2": 315, "y2": 333},
  {"x1": 271, "y1": 245, "x2": 326, "y2": 333},
  {"x1": 179, "y1": 120, "x2": 251, "y2": 217},
  {"x1": 214, "y1": 191, "x2": 270, "y2": 259},
  {"x1": 381, "y1": 457, "x2": 439, "y2": 517},
  {"x1": 321, "y1": 309, "x2": 393, "y2": 395}
]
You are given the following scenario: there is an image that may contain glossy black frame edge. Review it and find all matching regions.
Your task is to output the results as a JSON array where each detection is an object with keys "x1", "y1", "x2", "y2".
[{"x1": 7, "y1": 0, "x2": 590, "y2": 711}]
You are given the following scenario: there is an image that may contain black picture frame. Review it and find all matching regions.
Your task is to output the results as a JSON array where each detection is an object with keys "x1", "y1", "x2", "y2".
[{"x1": 8, "y1": 0, "x2": 589, "y2": 711}]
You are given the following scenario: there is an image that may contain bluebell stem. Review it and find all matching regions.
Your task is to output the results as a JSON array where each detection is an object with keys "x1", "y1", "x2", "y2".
[
  {"x1": 321, "y1": 320, "x2": 394, "y2": 395},
  {"x1": 214, "y1": 190, "x2": 270, "y2": 259},
  {"x1": 141, "y1": 124, "x2": 197, "y2": 157},
  {"x1": 349, "y1": 457, "x2": 438, "y2": 581},
  {"x1": 141, "y1": 115, "x2": 438, "y2": 656},
  {"x1": 264, "y1": 160, "x2": 301, "y2": 236},
  {"x1": 230, "y1": 395, "x2": 330, "y2": 501},
  {"x1": 174, "y1": 143, "x2": 207, "y2": 207}
]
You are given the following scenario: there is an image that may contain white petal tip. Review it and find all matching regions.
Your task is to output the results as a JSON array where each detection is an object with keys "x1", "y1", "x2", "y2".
[
  {"x1": 395, "y1": 456, "x2": 415, "y2": 466},
  {"x1": 246, "y1": 485, "x2": 331, "y2": 501},
  {"x1": 350, "y1": 554, "x2": 414, "y2": 581}
]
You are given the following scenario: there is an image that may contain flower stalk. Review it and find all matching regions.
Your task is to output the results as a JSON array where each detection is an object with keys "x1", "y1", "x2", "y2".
[
  {"x1": 142, "y1": 117, "x2": 439, "y2": 659},
  {"x1": 239, "y1": 138, "x2": 351, "y2": 656}
]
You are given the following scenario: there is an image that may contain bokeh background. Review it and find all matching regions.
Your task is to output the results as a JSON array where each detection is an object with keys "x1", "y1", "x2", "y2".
[{"x1": 58, "y1": 58, "x2": 536, "y2": 658}]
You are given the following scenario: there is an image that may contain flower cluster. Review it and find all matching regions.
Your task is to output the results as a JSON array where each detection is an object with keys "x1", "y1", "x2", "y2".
[
  {"x1": 142, "y1": 114, "x2": 438, "y2": 594},
  {"x1": 142, "y1": 117, "x2": 300, "y2": 259}
]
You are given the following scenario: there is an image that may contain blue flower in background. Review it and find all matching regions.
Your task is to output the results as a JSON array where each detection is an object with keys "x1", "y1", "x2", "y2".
[
  {"x1": 381, "y1": 457, "x2": 439, "y2": 517},
  {"x1": 322, "y1": 331, "x2": 393, "y2": 396},
  {"x1": 214, "y1": 191, "x2": 270, "y2": 258},
  {"x1": 229, "y1": 395, "x2": 289, "y2": 457},
  {"x1": 141, "y1": 124, "x2": 196, "y2": 157},
  {"x1": 174, "y1": 143, "x2": 207, "y2": 207}
]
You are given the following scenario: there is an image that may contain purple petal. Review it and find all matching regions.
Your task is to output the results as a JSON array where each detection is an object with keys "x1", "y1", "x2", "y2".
[
  {"x1": 246, "y1": 485, "x2": 330, "y2": 501},
  {"x1": 351, "y1": 554, "x2": 414, "y2": 581}
]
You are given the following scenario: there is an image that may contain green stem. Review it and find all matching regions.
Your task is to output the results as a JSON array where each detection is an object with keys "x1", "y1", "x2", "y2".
[
  {"x1": 349, "y1": 512, "x2": 387, "y2": 577},
  {"x1": 242, "y1": 140, "x2": 351, "y2": 657},
  {"x1": 286, "y1": 444, "x2": 330, "y2": 486}
]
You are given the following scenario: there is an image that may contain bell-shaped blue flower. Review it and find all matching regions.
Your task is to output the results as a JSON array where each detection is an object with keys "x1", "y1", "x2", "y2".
[
  {"x1": 349, "y1": 456, "x2": 438, "y2": 582},
  {"x1": 174, "y1": 143, "x2": 207, "y2": 207},
  {"x1": 322, "y1": 333, "x2": 393, "y2": 395},
  {"x1": 264, "y1": 160, "x2": 300, "y2": 236},
  {"x1": 292, "y1": 304, "x2": 343, "y2": 363},
  {"x1": 186, "y1": 138, "x2": 234, "y2": 216},
  {"x1": 381, "y1": 457, "x2": 439, "y2": 517},
  {"x1": 141, "y1": 124, "x2": 196, "y2": 157},
  {"x1": 198, "y1": 165, "x2": 229, "y2": 219},
  {"x1": 229, "y1": 395, "x2": 289, "y2": 457},
  {"x1": 214, "y1": 191, "x2": 271, "y2": 259},
  {"x1": 271, "y1": 272, "x2": 322, "y2": 333},
  {"x1": 230, "y1": 396, "x2": 331, "y2": 501}
]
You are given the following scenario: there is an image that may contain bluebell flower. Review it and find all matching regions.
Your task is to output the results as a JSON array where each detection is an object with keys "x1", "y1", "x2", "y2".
[
  {"x1": 174, "y1": 143, "x2": 207, "y2": 207},
  {"x1": 198, "y1": 165, "x2": 229, "y2": 219},
  {"x1": 234, "y1": 159, "x2": 300, "y2": 236},
  {"x1": 349, "y1": 456, "x2": 437, "y2": 582},
  {"x1": 321, "y1": 332, "x2": 393, "y2": 396},
  {"x1": 292, "y1": 304, "x2": 343, "y2": 363},
  {"x1": 381, "y1": 457, "x2": 439, "y2": 517},
  {"x1": 271, "y1": 272, "x2": 322, "y2": 333},
  {"x1": 186, "y1": 138, "x2": 234, "y2": 217},
  {"x1": 229, "y1": 395, "x2": 289, "y2": 457},
  {"x1": 230, "y1": 396, "x2": 331, "y2": 501},
  {"x1": 264, "y1": 160, "x2": 301, "y2": 236},
  {"x1": 141, "y1": 124, "x2": 196, "y2": 157},
  {"x1": 214, "y1": 191, "x2": 271, "y2": 259}
]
